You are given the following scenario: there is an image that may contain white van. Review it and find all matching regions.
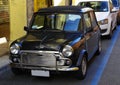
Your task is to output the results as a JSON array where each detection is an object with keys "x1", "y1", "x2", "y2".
[{"x1": 75, "y1": 0, "x2": 118, "y2": 38}]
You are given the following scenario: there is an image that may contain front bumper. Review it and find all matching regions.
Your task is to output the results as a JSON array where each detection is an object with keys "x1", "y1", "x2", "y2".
[
  {"x1": 10, "y1": 50, "x2": 79, "y2": 71},
  {"x1": 10, "y1": 63, "x2": 79, "y2": 71},
  {"x1": 100, "y1": 24, "x2": 110, "y2": 36}
]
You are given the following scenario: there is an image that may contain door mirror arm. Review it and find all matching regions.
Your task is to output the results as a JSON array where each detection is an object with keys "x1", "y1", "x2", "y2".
[{"x1": 24, "y1": 26, "x2": 29, "y2": 31}]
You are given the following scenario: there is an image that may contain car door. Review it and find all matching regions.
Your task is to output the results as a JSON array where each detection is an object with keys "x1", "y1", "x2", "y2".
[{"x1": 83, "y1": 12, "x2": 99, "y2": 60}]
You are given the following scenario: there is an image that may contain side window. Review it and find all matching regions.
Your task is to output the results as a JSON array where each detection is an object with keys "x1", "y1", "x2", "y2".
[
  {"x1": 32, "y1": 15, "x2": 44, "y2": 29},
  {"x1": 90, "y1": 11, "x2": 97, "y2": 28},
  {"x1": 55, "y1": 14, "x2": 66, "y2": 30},
  {"x1": 83, "y1": 13, "x2": 92, "y2": 32},
  {"x1": 78, "y1": 19, "x2": 84, "y2": 32},
  {"x1": 64, "y1": 14, "x2": 81, "y2": 31}
]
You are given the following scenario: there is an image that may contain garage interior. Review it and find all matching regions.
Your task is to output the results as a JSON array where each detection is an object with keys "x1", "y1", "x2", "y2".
[{"x1": 0, "y1": 0, "x2": 10, "y2": 41}]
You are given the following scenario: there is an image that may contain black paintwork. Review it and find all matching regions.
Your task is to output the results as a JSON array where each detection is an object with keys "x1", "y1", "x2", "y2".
[
  {"x1": 10, "y1": 6, "x2": 101, "y2": 74},
  {"x1": 13, "y1": 31, "x2": 83, "y2": 51}
]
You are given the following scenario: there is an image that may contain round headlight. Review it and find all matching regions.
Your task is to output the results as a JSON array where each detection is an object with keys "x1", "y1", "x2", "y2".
[
  {"x1": 62, "y1": 45, "x2": 73, "y2": 57},
  {"x1": 10, "y1": 43, "x2": 20, "y2": 54}
]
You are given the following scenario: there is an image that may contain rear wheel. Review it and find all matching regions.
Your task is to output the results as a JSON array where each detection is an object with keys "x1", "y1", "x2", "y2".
[
  {"x1": 117, "y1": 12, "x2": 120, "y2": 25},
  {"x1": 117, "y1": 18, "x2": 120, "y2": 25},
  {"x1": 77, "y1": 55, "x2": 87, "y2": 80},
  {"x1": 108, "y1": 25, "x2": 113, "y2": 39},
  {"x1": 96, "y1": 38, "x2": 102, "y2": 55}
]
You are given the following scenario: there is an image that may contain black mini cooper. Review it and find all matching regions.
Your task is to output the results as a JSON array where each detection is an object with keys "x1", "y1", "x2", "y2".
[{"x1": 10, "y1": 6, "x2": 101, "y2": 79}]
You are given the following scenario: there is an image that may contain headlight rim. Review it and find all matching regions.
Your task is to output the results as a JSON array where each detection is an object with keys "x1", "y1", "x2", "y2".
[
  {"x1": 10, "y1": 43, "x2": 20, "y2": 55},
  {"x1": 99, "y1": 19, "x2": 108, "y2": 25},
  {"x1": 62, "y1": 45, "x2": 73, "y2": 57}
]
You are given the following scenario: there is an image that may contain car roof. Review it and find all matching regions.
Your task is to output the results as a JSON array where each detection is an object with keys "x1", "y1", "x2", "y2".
[{"x1": 37, "y1": 6, "x2": 93, "y2": 14}]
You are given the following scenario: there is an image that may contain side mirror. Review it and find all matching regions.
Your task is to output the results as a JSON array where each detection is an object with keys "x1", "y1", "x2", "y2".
[
  {"x1": 24, "y1": 26, "x2": 29, "y2": 31},
  {"x1": 111, "y1": 7, "x2": 118, "y2": 12}
]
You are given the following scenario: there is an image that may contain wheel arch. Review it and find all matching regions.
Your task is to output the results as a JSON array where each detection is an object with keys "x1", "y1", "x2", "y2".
[{"x1": 76, "y1": 49, "x2": 88, "y2": 67}]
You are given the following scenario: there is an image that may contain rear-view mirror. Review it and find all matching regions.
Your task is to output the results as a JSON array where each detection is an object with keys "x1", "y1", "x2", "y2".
[
  {"x1": 111, "y1": 7, "x2": 118, "y2": 12},
  {"x1": 24, "y1": 26, "x2": 29, "y2": 31}
]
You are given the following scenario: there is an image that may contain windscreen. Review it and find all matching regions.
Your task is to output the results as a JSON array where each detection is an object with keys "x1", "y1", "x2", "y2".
[
  {"x1": 78, "y1": 1, "x2": 108, "y2": 12},
  {"x1": 31, "y1": 13, "x2": 81, "y2": 32}
]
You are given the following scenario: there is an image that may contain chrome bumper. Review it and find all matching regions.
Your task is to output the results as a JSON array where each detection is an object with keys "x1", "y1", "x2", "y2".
[{"x1": 10, "y1": 63, "x2": 79, "y2": 71}]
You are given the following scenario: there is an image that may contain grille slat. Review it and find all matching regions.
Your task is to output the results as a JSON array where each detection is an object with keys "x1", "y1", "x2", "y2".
[
  {"x1": 20, "y1": 51, "x2": 66, "y2": 68},
  {"x1": 21, "y1": 52, "x2": 57, "y2": 67}
]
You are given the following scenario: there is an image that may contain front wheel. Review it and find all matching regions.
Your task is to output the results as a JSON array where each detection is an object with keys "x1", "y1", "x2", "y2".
[
  {"x1": 11, "y1": 68, "x2": 23, "y2": 75},
  {"x1": 76, "y1": 55, "x2": 87, "y2": 80},
  {"x1": 11, "y1": 68, "x2": 30, "y2": 75}
]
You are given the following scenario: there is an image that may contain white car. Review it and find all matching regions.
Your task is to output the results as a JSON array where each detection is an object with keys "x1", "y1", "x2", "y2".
[{"x1": 75, "y1": 0, "x2": 118, "y2": 38}]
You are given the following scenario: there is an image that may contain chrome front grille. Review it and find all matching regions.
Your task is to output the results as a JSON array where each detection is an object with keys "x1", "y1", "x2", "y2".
[{"x1": 20, "y1": 51, "x2": 64, "y2": 67}]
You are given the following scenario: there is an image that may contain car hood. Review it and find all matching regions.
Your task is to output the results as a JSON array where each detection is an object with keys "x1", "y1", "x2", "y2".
[
  {"x1": 95, "y1": 12, "x2": 109, "y2": 21},
  {"x1": 18, "y1": 31, "x2": 82, "y2": 51}
]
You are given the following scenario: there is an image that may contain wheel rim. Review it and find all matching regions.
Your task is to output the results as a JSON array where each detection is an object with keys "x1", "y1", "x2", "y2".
[{"x1": 81, "y1": 57, "x2": 87, "y2": 76}]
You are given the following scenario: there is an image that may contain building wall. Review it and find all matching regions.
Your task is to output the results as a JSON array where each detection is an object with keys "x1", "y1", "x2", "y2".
[
  {"x1": 9, "y1": 0, "x2": 27, "y2": 41},
  {"x1": 9, "y1": 0, "x2": 50, "y2": 41},
  {"x1": 34, "y1": 0, "x2": 47, "y2": 12},
  {"x1": 72, "y1": 0, "x2": 76, "y2": 5},
  {"x1": 9, "y1": 0, "x2": 70, "y2": 41},
  {"x1": 27, "y1": 0, "x2": 34, "y2": 25},
  {"x1": 53, "y1": 0, "x2": 66, "y2": 6}
]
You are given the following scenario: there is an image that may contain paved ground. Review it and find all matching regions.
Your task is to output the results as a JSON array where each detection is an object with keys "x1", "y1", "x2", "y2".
[
  {"x1": 0, "y1": 55, "x2": 9, "y2": 68},
  {"x1": 99, "y1": 27, "x2": 120, "y2": 85}
]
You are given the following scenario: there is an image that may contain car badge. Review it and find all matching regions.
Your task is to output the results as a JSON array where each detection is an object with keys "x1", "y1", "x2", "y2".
[{"x1": 40, "y1": 45, "x2": 45, "y2": 48}]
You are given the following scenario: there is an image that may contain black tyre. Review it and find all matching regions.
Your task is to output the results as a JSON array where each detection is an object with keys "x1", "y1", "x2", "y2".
[
  {"x1": 117, "y1": 13, "x2": 120, "y2": 25},
  {"x1": 11, "y1": 68, "x2": 23, "y2": 75},
  {"x1": 77, "y1": 55, "x2": 87, "y2": 80},
  {"x1": 108, "y1": 27, "x2": 112, "y2": 39},
  {"x1": 117, "y1": 19, "x2": 120, "y2": 25},
  {"x1": 96, "y1": 38, "x2": 102, "y2": 55}
]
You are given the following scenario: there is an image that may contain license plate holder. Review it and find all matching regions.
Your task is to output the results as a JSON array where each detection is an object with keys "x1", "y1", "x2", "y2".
[{"x1": 31, "y1": 70, "x2": 50, "y2": 77}]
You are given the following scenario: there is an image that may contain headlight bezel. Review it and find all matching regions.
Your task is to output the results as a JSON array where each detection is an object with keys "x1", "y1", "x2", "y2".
[
  {"x1": 10, "y1": 43, "x2": 20, "y2": 55},
  {"x1": 62, "y1": 45, "x2": 73, "y2": 57},
  {"x1": 99, "y1": 19, "x2": 108, "y2": 25}
]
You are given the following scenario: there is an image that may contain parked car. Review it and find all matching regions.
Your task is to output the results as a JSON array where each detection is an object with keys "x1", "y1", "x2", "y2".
[
  {"x1": 77, "y1": 0, "x2": 118, "y2": 38},
  {"x1": 111, "y1": 0, "x2": 120, "y2": 25},
  {"x1": 9, "y1": 6, "x2": 101, "y2": 79}
]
